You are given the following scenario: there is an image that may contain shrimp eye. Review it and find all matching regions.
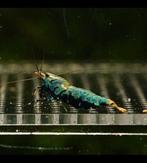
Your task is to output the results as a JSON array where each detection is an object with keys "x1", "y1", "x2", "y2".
[{"x1": 45, "y1": 73, "x2": 50, "y2": 77}]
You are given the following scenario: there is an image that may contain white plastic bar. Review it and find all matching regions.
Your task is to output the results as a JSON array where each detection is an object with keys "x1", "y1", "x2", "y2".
[{"x1": 0, "y1": 132, "x2": 147, "y2": 136}]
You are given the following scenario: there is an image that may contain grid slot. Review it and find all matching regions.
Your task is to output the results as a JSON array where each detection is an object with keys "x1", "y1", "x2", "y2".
[
  {"x1": 41, "y1": 114, "x2": 50, "y2": 124},
  {"x1": 112, "y1": 75, "x2": 134, "y2": 113},
  {"x1": 49, "y1": 100, "x2": 61, "y2": 124},
  {"x1": 142, "y1": 74, "x2": 147, "y2": 102},
  {"x1": 16, "y1": 74, "x2": 24, "y2": 113},
  {"x1": 23, "y1": 74, "x2": 34, "y2": 113},
  {"x1": 129, "y1": 75, "x2": 146, "y2": 112},
  {"x1": 40, "y1": 100, "x2": 51, "y2": 114},
  {"x1": 0, "y1": 75, "x2": 8, "y2": 114},
  {"x1": 16, "y1": 74, "x2": 24, "y2": 124},
  {"x1": 80, "y1": 74, "x2": 91, "y2": 90},
  {"x1": 80, "y1": 74, "x2": 97, "y2": 114},
  {"x1": 41, "y1": 114, "x2": 63, "y2": 124},
  {"x1": 0, "y1": 69, "x2": 8, "y2": 124},
  {"x1": 6, "y1": 114, "x2": 16, "y2": 124},
  {"x1": 106, "y1": 74, "x2": 123, "y2": 112},
  {"x1": 96, "y1": 74, "x2": 115, "y2": 113},
  {"x1": 96, "y1": 74, "x2": 109, "y2": 98},
  {"x1": 22, "y1": 114, "x2": 35, "y2": 124},
  {"x1": 4, "y1": 74, "x2": 17, "y2": 114},
  {"x1": 121, "y1": 74, "x2": 141, "y2": 113},
  {"x1": 33, "y1": 79, "x2": 41, "y2": 113},
  {"x1": 33, "y1": 78, "x2": 41, "y2": 124},
  {"x1": 66, "y1": 75, "x2": 78, "y2": 114}
]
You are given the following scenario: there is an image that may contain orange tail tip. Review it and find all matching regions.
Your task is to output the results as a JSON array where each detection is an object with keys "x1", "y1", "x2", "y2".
[
  {"x1": 117, "y1": 107, "x2": 127, "y2": 113},
  {"x1": 107, "y1": 99, "x2": 127, "y2": 113},
  {"x1": 143, "y1": 109, "x2": 147, "y2": 113}
]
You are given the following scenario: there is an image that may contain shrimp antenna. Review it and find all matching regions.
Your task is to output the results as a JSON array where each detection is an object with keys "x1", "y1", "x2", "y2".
[
  {"x1": 32, "y1": 47, "x2": 41, "y2": 73},
  {"x1": 35, "y1": 64, "x2": 40, "y2": 72},
  {"x1": 0, "y1": 77, "x2": 37, "y2": 87},
  {"x1": 40, "y1": 50, "x2": 45, "y2": 72}
]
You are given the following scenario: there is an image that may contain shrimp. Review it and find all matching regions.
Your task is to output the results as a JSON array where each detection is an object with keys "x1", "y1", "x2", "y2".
[{"x1": 33, "y1": 71, "x2": 127, "y2": 113}]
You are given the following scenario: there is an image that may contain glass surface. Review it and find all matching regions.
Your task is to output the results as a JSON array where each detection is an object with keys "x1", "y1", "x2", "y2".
[{"x1": 0, "y1": 8, "x2": 147, "y2": 154}]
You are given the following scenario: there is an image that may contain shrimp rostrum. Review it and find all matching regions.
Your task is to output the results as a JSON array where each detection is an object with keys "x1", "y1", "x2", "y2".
[{"x1": 34, "y1": 71, "x2": 127, "y2": 113}]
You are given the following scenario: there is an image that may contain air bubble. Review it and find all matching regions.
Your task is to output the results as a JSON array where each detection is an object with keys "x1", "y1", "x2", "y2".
[{"x1": 127, "y1": 98, "x2": 131, "y2": 102}]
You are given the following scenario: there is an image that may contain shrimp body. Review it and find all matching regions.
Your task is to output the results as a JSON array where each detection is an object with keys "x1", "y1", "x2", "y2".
[{"x1": 34, "y1": 71, "x2": 127, "y2": 113}]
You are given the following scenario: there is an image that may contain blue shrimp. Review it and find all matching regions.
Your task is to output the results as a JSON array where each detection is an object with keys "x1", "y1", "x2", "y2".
[{"x1": 34, "y1": 71, "x2": 127, "y2": 113}]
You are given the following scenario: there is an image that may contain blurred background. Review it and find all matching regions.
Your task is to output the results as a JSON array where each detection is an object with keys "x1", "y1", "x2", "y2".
[{"x1": 0, "y1": 8, "x2": 147, "y2": 62}]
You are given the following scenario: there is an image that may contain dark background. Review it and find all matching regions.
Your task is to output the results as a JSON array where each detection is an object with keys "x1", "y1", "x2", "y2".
[{"x1": 0, "y1": 8, "x2": 147, "y2": 62}]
